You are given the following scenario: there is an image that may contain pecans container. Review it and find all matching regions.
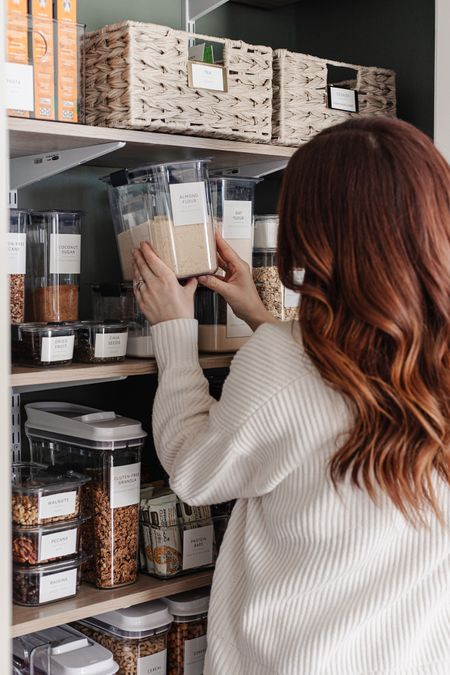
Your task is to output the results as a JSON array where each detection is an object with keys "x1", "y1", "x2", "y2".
[
  {"x1": 12, "y1": 515, "x2": 88, "y2": 565},
  {"x1": 12, "y1": 322, "x2": 76, "y2": 367},
  {"x1": 74, "y1": 321, "x2": 129, "y2": 363},
  {"x1": 25, "y1": 402, "x2": 146, "y2": 589},
  {"x1": 13, "y1": 553, "x2": 87, "y2": 606},
  {"x1": 8, "y1": 209, "x2": 29, "y2": 324},
  {"x1": 11, "y1": 463, "x2": 88, "y2": 527},
  {"x1": 75, "y1": 600, "x2": 172, "y2": 675},
  {"x1": 163, "y1": 589, "x2": 210, "y2": 675}
]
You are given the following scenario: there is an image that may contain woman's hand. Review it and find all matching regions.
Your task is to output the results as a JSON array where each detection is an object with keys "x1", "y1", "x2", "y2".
[
  {"x1": 132, "y1": 242, "x2": 197, "y2": 325},
  {"x1": 199, "y1": 231, "x2": 277, "y2": 332}
]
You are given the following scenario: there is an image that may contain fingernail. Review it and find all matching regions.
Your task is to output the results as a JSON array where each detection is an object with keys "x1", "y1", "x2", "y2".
[{"x1": 198, "y1": 276, "x2": 208, "y2": 283}]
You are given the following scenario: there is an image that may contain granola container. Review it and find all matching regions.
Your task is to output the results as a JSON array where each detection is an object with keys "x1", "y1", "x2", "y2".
[
  {"x1": 11, "y1": 462, "x2": 88, "y2": 527},
  {"x1": 75, "y1": 600, "x2": 172, "y2": 675},
  {"x1": 12, "y1": 515, "x2": 88, "y2": 565},
  {"x1": 13, "y1": 554, "x2": 87, "y2": 607},
  {"x1": 26, "y1": 211, "x2": 82, "y2": 322},
  {"x1": 8, "y1": 209, "x2": 29, "y2": 324},
  {"x1": 163, "y1": 589, "x2": 210, "y2": 675},
  {"x1": 74, "y1": 321, "x2": 129, "y2": 363},
  {"x1": 12, "y1": 322, "x2": 75, "y2": 367},
  {"x1": 12, "y1": 624, "x2": 119, "y2": 674},
  {"x1": 102, "y1": 159, "x2": 217, "y2": 280},
  {"x1": 25, "y1": 402, "x2": 146, "y2": 589}
]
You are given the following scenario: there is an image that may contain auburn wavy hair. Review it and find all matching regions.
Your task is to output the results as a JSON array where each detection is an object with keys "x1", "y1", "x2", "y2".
[{"x1": 278, "y1": 117, "x2": 450, "y2": 522}]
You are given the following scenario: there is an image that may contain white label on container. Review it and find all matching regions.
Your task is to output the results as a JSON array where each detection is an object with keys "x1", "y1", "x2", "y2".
[
  {"x1": 138, "y1": 649, "x2": 167, "y2": 675},
  {"x1": 223, "y1": 200, "x2": 252, "y2": 240},
  {"x1": 94, "y1": 332, "x2": 128, "y2": 358},
  {"x1": 189, "y1": 62, "x2": 226, "y2": 92},
  {"x1": 184, "y1": 635, "x2": 207, "y2": 675},
  {"x1": 39, "y1": 527, "x2": 77, "y2": 561},
  {"x1": 7, "y1": 232, "x2": 26, "y2": 274},
  {"x1": 39, "y1": 568, "x2": 77, "y2": 604},
  {"x1": 40, "y1": 335, "x2": 75, "y2": 363},
  {"x1": 38, "y1": 490, "x2": 76, "y2": 520},
  {"x1": 328, "y1": 86, "x2": 358, "y2": 112},
  {"x1": 283, "y1": 269, "x2": 305, "y2": 309},
  {"x1": 183, "y1": 524, "x2": 214, "y2": 570},
  {"x1": 169, "y1": 182, "x2": 208, "y2": 227},
  {"x1": 226, "y1": 306, "x2": 252, "y2": 339},
  {"x1": 110, "y1": 462, "x2": 141, "y2": 509},
  {"x1": 50, "y1": 234, "x2": 81, "y2": 274},
  {"x1": 6, "y1": 62, "x2": 34, "y2": 111}
]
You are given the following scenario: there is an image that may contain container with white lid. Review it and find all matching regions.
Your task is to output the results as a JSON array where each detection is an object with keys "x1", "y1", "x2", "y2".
[
  {"x1": 12, "y1": 624, "x2": 119, "y2": 674},
  {"x1": 163, "y1": 589, "x2": 210, "y2": 674},
  {"x1": 75, "y1": 601, "x2": 172, "y2": 674},
  {"x1": 25, "y1": 402, "x2": 147, "y2": 589}
]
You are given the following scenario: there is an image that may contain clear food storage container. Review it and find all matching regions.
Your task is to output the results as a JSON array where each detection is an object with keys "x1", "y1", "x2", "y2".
[
  {"x1": 12, "y1": 625, "x2": 119, "y2": 675},
  {"x1": 74, "y1": 321, "x2": 129, "y2": 363},
  {"x1": 163, "y1": 589, "x2": 210, "y2": 675},
  {"x1": 13, "y1": 553, "x2": 87, "y2": 606},
  {"x1": 75, "y1": 600, "x2": 172, "y2": 675},
  {"x1": 12, "y1": 322, "x2": 75, "y2": 367},
  {"x1": 196, "y1": 176, "x2": 260, "y2": 353},
  {"x1": 25, "y1": 402, "x2": 147, "y2": 589},
  {"x1": 11, "y1": 462, "x2": 88, "y2": 527},
  {"x1": 8, "y1": 209, "x2": 29, "y2": 324},
  {"x1": 102, "y1": 160, "x2": 217, "y2": 280},
  {"x1": 12, "y1": 515, "x2": 88, "y2": 565},
  {"x1": 27, "y1": 211, "x2": 82, "y2": 322}
]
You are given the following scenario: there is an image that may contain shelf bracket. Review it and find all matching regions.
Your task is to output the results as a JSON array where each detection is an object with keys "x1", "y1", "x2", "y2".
[
  {"x1": 182, "y1": 0, "x2": 230, "y2": 32},
  {"x1": 9, "y1": 141, "x2": 126, "y2": 191},
  {"x1": 212, "y1": 158, "x2": 289, "y2": 178},
  {"x1": 11, "y1": 393, "x2": 21, "y2": 463}
]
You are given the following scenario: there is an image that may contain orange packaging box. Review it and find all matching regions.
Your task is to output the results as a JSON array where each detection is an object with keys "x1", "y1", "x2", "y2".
[
  {"x1": 54, "y1": 0, "x2": 78, "y2": 123},
  {"x1": 30, "y1": 0, "x2": 56, "y2": 120},
  {"x1": 7, "y1": 0, "x2": 30, "y2": 118}
]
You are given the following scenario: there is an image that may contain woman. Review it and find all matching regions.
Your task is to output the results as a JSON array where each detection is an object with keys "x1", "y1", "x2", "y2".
[{"x1": 132, "y1": 117, "x2": 450, "y2": 675}]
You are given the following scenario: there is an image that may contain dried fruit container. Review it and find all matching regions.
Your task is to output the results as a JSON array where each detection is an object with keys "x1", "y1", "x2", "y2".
[
  {"x1": 12, "y1": 322, "x2": 76, "y2": 367},
  {"x1": 163, "y1": 589, "x2": 210, "y2": 675},
  {"x1": 25, "y1": 402, "x2": 147, "y2": 589},
  {"x1": 74, "y1": 321, "x2": 129, "y2": 363},
  {"x1": 11, "y1": 462, "x2": 88, "y2": 527},
  {"x1": 8, "y1": 209, "x2": 29, "y2": 325},
  {"x1": 13, "y1": 553, "x2": 87, "y2": 606},
  {"x1": 26, "y1": 211, "x2": 82, "y2": 322},
  {"x1": 12, "y1": 515, "x2": 88, "y2": 565},
  {"x1": 102, "y1": 160, "x2": 217, "y2": 280},
  {"x1": 75, "y1": 600, "x2": 172, "y2": 674},
  {"x1": 12, "y1": 624, "x2": 119, "y2": 674}
]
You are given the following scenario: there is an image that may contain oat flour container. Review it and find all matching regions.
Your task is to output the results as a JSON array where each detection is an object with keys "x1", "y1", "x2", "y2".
[
  {"x1": 163, "y1": 589, "x2": 210, "y2": 675},
  {"x1": 102, "y1": 159, "x2": 217, "y2": 280},
  {"x1": 25, "y1": 402, "x2": 147, "y2": 589}
]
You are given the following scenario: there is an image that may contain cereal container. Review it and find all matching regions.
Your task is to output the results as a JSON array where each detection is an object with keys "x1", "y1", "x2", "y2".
[
  {"x1": 102, "y1": 160, "x2": 217, "y2": 280},
  {"x1": 8, "y1": 209, "x2": 29, "y2": 324},
  {"x1": 163, "y1": 589, "x2": 210, "y2": 675},
  {"x1": 75, "y1": 600, "x2": 172, "y2": 674},
  {"x1": 25, "y1": 402, "x2": 147, "y2": 589},
  {"x1": 13, "y1": 554, "x2": 87, "y2": 606},
  {"x1": 12, "y1": 624, "x2": 119, "y2": 674},
  {"x1": 27, "y1": 211, "x2": 82, "y2": 322},
  {"x1": 12, "y1": 322, "x2": 76, "y2": 367},
  {"x1": 74, "y1": 321, "x2": 129, "y2": 363}
]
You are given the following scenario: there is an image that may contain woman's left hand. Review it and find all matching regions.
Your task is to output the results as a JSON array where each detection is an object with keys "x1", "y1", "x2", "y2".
[{"x1": 132, "y1": 242, "x2": 198, "y2": 325}]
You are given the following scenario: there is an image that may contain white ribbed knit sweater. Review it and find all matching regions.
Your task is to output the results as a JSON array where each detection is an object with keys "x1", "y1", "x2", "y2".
[{"x1": 152, "y1": 318, "x2": 450, "y2": 675}]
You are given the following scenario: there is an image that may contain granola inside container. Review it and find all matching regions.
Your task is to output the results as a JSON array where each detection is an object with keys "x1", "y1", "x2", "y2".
[
  {"x1": 74, "y1": 321, "x2": 129, "y2": 363},
  {"x1": 13, "y1": 553, "x2": 88, "y2": 607},
  {"x1": 102, "y1": 159, "x2": 217, "y2": 280},
  {"x1": 162, "y1": 589, "x2": 210, "y2": 675},
  {"x1": 25, "y1": 402, "x2": 146, "y2": 589},
  {"x1": 12, "y1": 515, "x2": 89, "y2": 565},
  {"x1": 8, "y1": 209, "x2": 29, "y2": 324},
  {"x1": 74, "y1": 600, "x2": 172, "y2": 675},
  {"x1": 12, "y1": 322, "x2": 76, "y2": 367}
]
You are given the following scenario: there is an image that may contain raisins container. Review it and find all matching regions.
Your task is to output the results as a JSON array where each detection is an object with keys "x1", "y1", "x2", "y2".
[
  {"x1": 163, "y1": 589, "x2": 210, "y2": 675},
  {"x1": 12, "y1": 322, "x2": 76, "y2": 367},
  {"x1": 75, "y1": 600, "x2": 172, "y2": 674},
  {"x1": 74, "y1": 321, "x2": 129, "y2": 363},
  {"x1": 12, "y1": 515, "x2": 89, "y2": 565},
  {"x1": 13, "y1": 553, "x2": 88, "y2": 607},
  {"x1": 25, "y1": 402, "x2": 147, "y2": 589}
]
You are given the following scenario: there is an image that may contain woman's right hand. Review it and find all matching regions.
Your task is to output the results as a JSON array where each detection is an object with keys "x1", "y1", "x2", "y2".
[{"x1": 198, "y1": 231, "x2": 277, "y2": 332}]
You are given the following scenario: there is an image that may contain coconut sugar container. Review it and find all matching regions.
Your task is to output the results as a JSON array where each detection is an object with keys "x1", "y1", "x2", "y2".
[{"x1": 102, "y1": 159, "x2": 217, "y2": 280}]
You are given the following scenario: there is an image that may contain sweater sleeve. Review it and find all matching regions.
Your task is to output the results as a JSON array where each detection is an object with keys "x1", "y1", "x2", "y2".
[{"x1": 151, "y1": 318, "x2": 314, "y2": 505}]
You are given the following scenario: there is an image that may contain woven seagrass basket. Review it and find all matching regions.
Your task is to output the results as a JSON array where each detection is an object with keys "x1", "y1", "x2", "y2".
[
  {"x1": 84, "y1": 21, "x2": 273, "y2": 143},
  {"x1": 272, "y1": 50, "x2": 396, "y2": 146}
]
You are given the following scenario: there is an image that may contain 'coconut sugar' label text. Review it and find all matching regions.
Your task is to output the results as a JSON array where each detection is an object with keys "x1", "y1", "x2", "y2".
[
  {"x1": 223, "y1": 200, "x2": 252, "y2": 240},
  {"x1": 110, "y1": 462, "x2": 141, "y2": 509},
  {"x1": 138, "y1": 649, "x2": 167, "y2": 674},
  {"x1": 40, "y1": 335, "x2": 75, "y2": 363},
  {"x1": 184, "y1": 635, "x2": 207, "y2": 675},
  {"x1": 38, "y1": 490, "x2": 77, "y2": 520},
  {"x1": 169, "y1": 182, "x2": 208, "y2": 227},
  {"x1": 94, "y1": 332, "x2": 128, "y2": 358},
  {"x1": 7, "y1": 233, "x2": 27, "y2": 274},
  {"x1": 183, "y1": 524, "x2": 214, "y2": 570},
  {"x1": 39, "y1": 568, "x2": 77, "y2": 604},
  {"x1": 50, "y1": 234, "x2": 81, "y2": 274}
]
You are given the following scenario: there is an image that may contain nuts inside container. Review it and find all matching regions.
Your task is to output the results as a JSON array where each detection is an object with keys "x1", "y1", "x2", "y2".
[
  {"x1": 162, "y1": 589, "x2": 210, "y2": 675},
  {"x1": 12, "y1": 516, "x2": 88, "y2": 565}
]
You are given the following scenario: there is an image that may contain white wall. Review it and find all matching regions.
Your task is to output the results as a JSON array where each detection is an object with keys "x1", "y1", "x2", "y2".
[{"x1": 435, "y1": 0, "x2": 450, "y2": 160}]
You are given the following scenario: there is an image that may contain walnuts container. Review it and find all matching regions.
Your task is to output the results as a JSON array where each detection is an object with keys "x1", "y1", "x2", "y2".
[
  {"x1": 162, "y1": 589, "x2": 210, "y2": 675},
  {"x1": 25, "y1": 402, "x2": 146, "y2": 589},
  {"x1": 74, "y1": 600, "x2": 172, "y2": 675}
]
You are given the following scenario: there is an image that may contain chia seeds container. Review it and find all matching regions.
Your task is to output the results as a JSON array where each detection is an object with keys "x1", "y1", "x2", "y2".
[
  {"x1": 12, "y1": 322, "x2": 75, "y2": 367},
  {"x1": 8, "y1": 209, "x2": 29, "y2": 325},
  {"x1": 74, "y1": 321, "x2": 129, "y2": 363}
]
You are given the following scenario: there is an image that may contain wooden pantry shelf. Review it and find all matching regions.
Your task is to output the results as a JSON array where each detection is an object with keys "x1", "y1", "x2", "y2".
[
  {"x1": 8, "y1": 118, "x2": 296, "y2": 170},
  {"x1": 12, "y1": 570, "x2": 214, "y2": 637}
]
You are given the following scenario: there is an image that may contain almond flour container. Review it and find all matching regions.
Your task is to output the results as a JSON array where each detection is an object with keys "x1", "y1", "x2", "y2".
[
  {"x1": 163, "y1": 589, "x2": 210, "y2": 675},
  {"x1": 8, "y1": 209, "x2": 29, "y2": 324},
  {"x1": 27, "y1": 211, "x2": 82, "y2": 322},
  {"x1": 75, "y1": 601, "x2": 172, "y2": 675},
  {"x1": 25, "y1": 402, "x2": 146, "y2": 589},
  {"x1": 102, "y1": 160, "x2": 217, "y2": 280}
]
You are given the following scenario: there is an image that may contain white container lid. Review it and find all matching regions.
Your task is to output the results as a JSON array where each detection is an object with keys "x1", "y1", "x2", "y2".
[
  {"x1": 13, "y1": 625, "x2": 119, "y2": 675},
  {"x1": 162, "y1": 588, "x2": 210, "y2": 617},
  {"x1": 254, "y1": 214, "x2": 279, "y2": 250},
  {"x1": 89, "y1": 600, "x2": 172, "y2": 634},
  {"x1": 25, "y1": 402, "x2": 147, "y2": 450}
]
